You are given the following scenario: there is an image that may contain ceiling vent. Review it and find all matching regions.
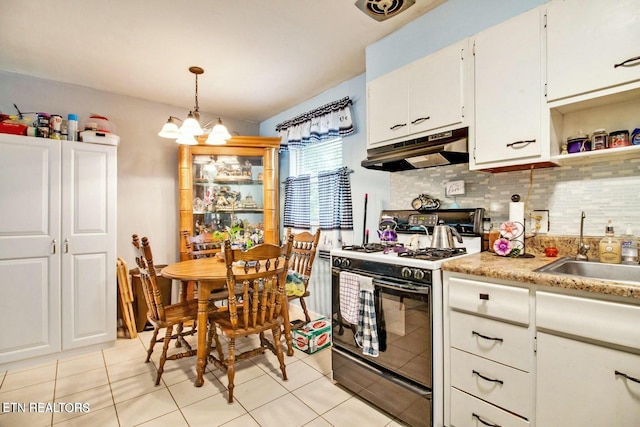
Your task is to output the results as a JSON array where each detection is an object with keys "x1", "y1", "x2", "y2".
[{"x1": 355, "y1": 0, "x2": 416, "y2": 21}]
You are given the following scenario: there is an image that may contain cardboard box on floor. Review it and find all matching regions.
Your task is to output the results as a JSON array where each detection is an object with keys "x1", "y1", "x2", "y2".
[{"x1": 291, "y1": 317, "x2": 331, "y2": 354}]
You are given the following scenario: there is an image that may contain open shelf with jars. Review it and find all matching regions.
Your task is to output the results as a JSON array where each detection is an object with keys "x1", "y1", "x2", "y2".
[{"x1": 178, "y1": 136, "x2": 280, "y2": 260}]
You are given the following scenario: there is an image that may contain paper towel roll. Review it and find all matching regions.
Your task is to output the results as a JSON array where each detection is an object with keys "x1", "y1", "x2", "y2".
[
  {"x1": 509, "y1": 201, "x2": 525, "y2": 250},
  {"x1": 509, "y1": 201, "x2": 525, "y2": 227}
]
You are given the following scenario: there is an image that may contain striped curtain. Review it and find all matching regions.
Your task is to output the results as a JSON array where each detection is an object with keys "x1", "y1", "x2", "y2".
[
  {"x1": 276, "y1": 97, "x2": 355, "y2": 149},
  {"x1": 283, "y1": 175, "x2": 311, "y2": 229},
  {"x1": 318, "y1": 167, "x2": 353, "y2": 230}
]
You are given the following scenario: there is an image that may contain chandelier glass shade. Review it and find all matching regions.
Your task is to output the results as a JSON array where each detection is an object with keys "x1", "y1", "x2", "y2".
[{"x1": 159, "y1": 66, "x2": 231, "y2": 145}]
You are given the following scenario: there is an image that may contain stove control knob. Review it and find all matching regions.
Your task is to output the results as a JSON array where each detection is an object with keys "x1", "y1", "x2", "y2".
[
  {"x1": 341, "y1": 258, "x2": 351, "y2": 268},
  {"x1": 333, "y1": 258, "x2": 342, "y2": 267},
  {"x1": 401, "y1": 267, "x2": 413, "y2": 279},
  {"x1": 413, "y1": 269, "x2": 425, "y2": 281}
]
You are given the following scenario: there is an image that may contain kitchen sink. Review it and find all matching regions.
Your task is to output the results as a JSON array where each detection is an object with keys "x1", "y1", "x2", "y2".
[{"x1": 534, "y1": 257, "x2": 640, "y2": 285}]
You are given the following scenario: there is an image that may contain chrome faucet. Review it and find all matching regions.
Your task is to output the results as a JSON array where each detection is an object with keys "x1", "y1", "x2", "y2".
[{"x1": 576, "y1": 211, "x2": 589, "y2": 260}]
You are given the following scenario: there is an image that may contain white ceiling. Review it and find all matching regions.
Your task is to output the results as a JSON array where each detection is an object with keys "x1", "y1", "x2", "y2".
[{"x1": 0, "y1": 0, "x2": 446, "y2": 123}]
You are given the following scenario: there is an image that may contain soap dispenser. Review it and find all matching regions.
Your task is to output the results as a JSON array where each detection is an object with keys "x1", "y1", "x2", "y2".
[
  {"x1": 621, "y1": 224, "x2": 639, "y2": 264},
  {"x1": 599, "y1": 220, "x2": 622, "y2": 264}
]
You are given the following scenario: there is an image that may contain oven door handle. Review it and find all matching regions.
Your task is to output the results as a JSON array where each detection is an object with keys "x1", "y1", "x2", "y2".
[
  {"x1": 372, "y1": 278, "x2": 431, "y2": 295},
  {"x1": 332, "y1": 347, "x2": 432, "y2": 398}
]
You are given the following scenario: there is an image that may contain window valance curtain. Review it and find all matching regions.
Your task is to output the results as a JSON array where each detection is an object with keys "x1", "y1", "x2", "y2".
[{"x1": 276, "y1": 97, "x2": 355, "y2": 149}]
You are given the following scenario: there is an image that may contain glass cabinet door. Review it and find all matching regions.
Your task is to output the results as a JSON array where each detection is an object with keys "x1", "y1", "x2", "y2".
[
  {"x1": 178, "y1": 137, "x2": 280, "y2": 260},
  {"x1": 191, "y1": 154, "x2": 265, "y2": 248}
]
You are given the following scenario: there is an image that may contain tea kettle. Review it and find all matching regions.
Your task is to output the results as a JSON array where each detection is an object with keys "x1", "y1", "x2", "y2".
[
  {"x1": 430, "y1": 221, "x2": 463, "y2": 249},
  {"x1": 377, "y1": 220, "x2": 398, "y2": 246}
]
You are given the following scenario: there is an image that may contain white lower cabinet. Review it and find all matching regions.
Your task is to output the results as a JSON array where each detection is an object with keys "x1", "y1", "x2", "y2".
[
  {"x1": 446, "y1": 275, "x2": 532, "y2": 426},
  {"x1": 536, "y1": 292, "x2": 640, "y2": 427},
  {"x1": 0, "y1": 134, "x2": 117, "y2": 365},
  {"x1": 446, "y1": 273, "x2": 640, "y2": 427}
]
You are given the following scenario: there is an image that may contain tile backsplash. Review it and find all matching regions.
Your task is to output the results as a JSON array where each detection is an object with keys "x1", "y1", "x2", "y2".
[{"x1": 390, "y1": 158, "x2": 640, "y2": 237}]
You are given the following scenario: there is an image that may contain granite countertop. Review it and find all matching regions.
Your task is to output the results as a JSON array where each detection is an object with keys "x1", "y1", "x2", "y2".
[{"x1": 442, "y1": 235, "x2": 640, "y2": 300}]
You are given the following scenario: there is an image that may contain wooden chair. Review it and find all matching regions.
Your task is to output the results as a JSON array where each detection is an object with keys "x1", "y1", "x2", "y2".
[
  {"x1": 131, "y1": 234, "x2": 217, "y2": 385},
  {"x1": 116, "y1": 258, "x2": 138, "y2": 338},
  {"x1": 285, "y1": 228, "x2": 321, "y2": 324},
  {"x1": 182, "y1": 230, "x2": 238, "y2": 308},
  {"x1": 207, "y1": 236, "x2": 294, "y2": 403},
  {"x1": 182, "y1": 230, "x2": 221, "y2": 259}
]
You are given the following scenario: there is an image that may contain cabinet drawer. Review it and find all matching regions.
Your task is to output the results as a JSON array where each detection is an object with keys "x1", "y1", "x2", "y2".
[
  {"x1": 451, "y1": 387, "x2": 529, "y2": 427},
  {"x1": 537, "y1": 292, "x2": 640, "y2": 349},
  {"x1": 450, "y1": 310, "x2": 531, "y2": 372},
  {"x1": 448, "y1": 277, "x2": 529, "y2": 325},
  {"x1": 450, "y1": 348, "x2": 531, "y2": 419}
]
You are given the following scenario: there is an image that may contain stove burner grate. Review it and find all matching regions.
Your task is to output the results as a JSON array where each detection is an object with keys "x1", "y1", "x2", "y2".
[
  {"x1": 398, "y1": 247, "x2": 467, "y2": 260},
  {"x1": 341, "y1": 243, "x2": 403, "y2": 253}
]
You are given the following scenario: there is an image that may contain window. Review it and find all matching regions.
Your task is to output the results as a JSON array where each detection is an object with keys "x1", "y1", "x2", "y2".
[{"x1": 289, "y1": 138, "x2": 342, "y2": 223}]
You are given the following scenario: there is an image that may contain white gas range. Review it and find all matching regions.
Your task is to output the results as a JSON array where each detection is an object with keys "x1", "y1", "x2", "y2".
[{"x1": 329, "y1": 208, "x2": 485, "y2": 427}]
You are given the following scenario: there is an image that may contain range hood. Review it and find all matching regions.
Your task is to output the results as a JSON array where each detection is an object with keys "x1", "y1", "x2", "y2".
[{"x1": 361, "y1": 127, "x2": 469, "y2": 172}]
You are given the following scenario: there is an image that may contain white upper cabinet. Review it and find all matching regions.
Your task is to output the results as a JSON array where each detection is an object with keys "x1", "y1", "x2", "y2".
[
  {"x1": 470, "y1": 6, "x2": 551, "y2": 171},
  {"x1": 546, "y1": 0, "x2": 640, "y2": 102},
  {"x1": 367, "y1": 39, "x2": 469, "y2": 149}
]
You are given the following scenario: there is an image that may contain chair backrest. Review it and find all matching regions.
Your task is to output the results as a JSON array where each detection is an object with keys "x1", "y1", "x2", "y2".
[
  {"x1": 131, "y1": 234, "x2": 166, "y2": 322},
  {"x1": 222, "y1": 235, "x2": 294, "y2": 331},
  {"x1": 286, "y1": 228, "x2": 321, "y2": 287},
  {"x1": 182, "y1": 230, "x2": 219, "y2": 259}
]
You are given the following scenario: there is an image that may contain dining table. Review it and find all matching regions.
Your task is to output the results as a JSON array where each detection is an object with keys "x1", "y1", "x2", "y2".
[{"x1": 161, "y1": 257, "x2": 294, "y2": 387}]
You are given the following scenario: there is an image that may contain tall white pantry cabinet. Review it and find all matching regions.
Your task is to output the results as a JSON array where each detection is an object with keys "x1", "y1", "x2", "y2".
[{"x1": 0, "y1": 134, "x2": 117, "y2": 366}]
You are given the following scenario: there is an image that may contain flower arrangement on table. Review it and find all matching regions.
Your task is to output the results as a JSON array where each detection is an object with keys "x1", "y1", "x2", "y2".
[{"x1": 493, "y1": 221, "x2": 525, "y2": 257}]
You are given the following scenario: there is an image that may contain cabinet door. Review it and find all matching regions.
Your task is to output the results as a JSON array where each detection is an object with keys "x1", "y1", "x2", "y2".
[
  {"x1": 61, "y1": 142, "x2": 117, "y2": 350},
  {"x1": 409, "y1": 40, "x2": 466, "y2": 135},
  {"x1": 472, "y1": 7, "x2": 545, "y2": 167},
  {"x1": 0, "y1": 136, "x2": 61, "y2": 363},
  {"x1": 547, "y1": 0, "x2": 640, "y2": 101},
  {"x1": 536, "y1": 332, "x2": 640, "y2": 427},
  {"x1": 367, "y1": 67, "x2": 409, "y2": 148}
]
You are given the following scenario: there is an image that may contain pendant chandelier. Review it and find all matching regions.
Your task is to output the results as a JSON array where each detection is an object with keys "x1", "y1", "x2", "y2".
[{"x1": 158, "y1": 66, "x2": 232, "y2": 145}]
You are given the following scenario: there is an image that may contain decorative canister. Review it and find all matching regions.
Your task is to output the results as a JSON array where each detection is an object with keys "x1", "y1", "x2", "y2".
[
  {"x1": 567, "y1": 132, "x2": 591, "y2": 153},
  {"x1": 609, "y1": 130, "x2": 630, "y2": 148},
  {"x1": 591, "y1": 129, "x2": 608, "y2": 150}
]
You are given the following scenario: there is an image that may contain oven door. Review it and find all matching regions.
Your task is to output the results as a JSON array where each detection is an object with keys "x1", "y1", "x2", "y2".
[{"x1": 331, "y1": 269, "x2": 432, "y2": 389}]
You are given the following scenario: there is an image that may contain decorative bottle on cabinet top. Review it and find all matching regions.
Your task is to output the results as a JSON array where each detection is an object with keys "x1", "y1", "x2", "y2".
[{"x1": 599, "y1": 220, "x2": 622, "y2": 264}]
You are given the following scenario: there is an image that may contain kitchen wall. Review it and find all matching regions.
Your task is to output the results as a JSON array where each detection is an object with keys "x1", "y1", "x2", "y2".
[{"x1": 0, "y1": 70, "x2": 259, "y2": 266}]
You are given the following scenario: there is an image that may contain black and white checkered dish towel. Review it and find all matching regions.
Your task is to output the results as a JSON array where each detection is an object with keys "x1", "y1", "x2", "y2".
[{"x1": 354, "y1": 276, "x2": 379, "y2": 357}]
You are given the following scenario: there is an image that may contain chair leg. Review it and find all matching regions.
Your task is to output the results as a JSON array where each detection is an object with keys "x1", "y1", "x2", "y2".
[
  {"x1": 175, "y1": 322, "x2": 184, "y2": 348},
  {"x1": 156, "y1": 326, "x2": 173, "y2": 386},
  {"x1": 299, "y1": 297, "x2": 311, "y2": 323},
  {"x1": 227, "y1": 337, "x2": 236, "y2": 403},
  {"x1": 146, "y1": 327, "x2": 160, "y2": 363},
  {"x1": 272, "y1": 325, "x2": 287, "y2": 381}
]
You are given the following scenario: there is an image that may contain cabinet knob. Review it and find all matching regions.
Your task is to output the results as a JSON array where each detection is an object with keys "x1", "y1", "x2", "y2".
[
  {"x1": 52, "y1": 239, "x2": 57, "y2": 254},
  {"x1": 64, "y1": 238, "x2": 70, "y2": 253}
]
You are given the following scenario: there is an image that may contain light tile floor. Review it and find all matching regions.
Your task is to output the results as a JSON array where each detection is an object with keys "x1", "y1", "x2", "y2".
[{"x1": 0, "y1": 329, "x2": 407, "y2": 427}]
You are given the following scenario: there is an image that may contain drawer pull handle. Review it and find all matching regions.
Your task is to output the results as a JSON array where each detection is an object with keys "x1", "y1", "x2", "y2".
[
  {"x1": 479, "y1": 293, "x2": 489, "y2": 300},
  {"x1": 614, "y1": 55, "x2": 640, "y2": 68},
  {"x1": 472, "y1": 331, "x2": 503, "y2": 343},
  {"x1": 411, "y1": 116, "x2": 430, "y2": 125},
  {"x1": 390, "y1": 123, "x2": 407, "y2": 130},
  {"x1": 615, "y1": 370, "x2": 640, "y2": 384},
  {"x1": 506, "y1": 139, "x2": 536, "y2": 148},
  {"x1": 472, "y1": 413, "x2": 502, "y2": 427},
  {"x1": 472, "y1": 370, "x2": 504, "y2": 385}
]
